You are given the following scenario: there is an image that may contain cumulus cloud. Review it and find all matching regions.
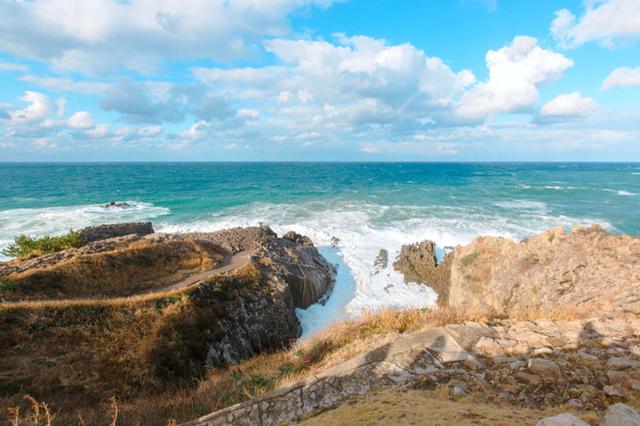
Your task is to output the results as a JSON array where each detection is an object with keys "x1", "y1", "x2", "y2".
[
  {"x1": 602, "y1": 66, "x2": 640, "y2": 90},
  {"x1": 67, "y1": 111, "x2": 93, "y2": 129},
  {"x1": 0, "y1": 0, "x2": 337, "y2": 74},
  {"x1": 551, "y1": 0, "x2": 640, "y2": 48},
  {"x1": 9, "y1": 91, "x2": 55, "y2": 124},
  {"x1": 536, "y1": 91, "x2": 598, "y2": 124},
  {"x1": 456, "y1": 36, "x2": 574, "y2": 121},
  {"x1": 100, "y1": 79, "x2": 185, "y2": 123}
]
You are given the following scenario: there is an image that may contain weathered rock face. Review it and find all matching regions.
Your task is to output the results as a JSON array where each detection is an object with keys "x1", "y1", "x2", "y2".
[
  {"x1": 393, "y1": 240, "x2": 452, "y2": 304},
  {"x1": 78, "y1": 221, "x2": 154, "y2": 244},
  {"x1": 448, "y1": 225, "x2": 640, "y2": 318}
]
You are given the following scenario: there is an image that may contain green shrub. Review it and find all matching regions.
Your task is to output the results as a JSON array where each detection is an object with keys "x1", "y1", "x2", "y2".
[{"x1": 1, "y1": 231, "x2": 83, "y2": 258}]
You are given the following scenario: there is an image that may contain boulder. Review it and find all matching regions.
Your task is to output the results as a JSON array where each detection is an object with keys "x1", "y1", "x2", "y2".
[
  {"x1": 527, "y1": 358, "x2": 562, "y2": 381},
  {"x1": 393, "y1": 240, "x2": 452, "y2": 304},
  {"x1": 447, "y1": 225, "x2": 640, "y2": 318},
  {"x1": 601, "y1": 403, "x2": 640, "y2": 426},
  {"x1": 536, "y1": 413, "x2": 588, "y2": 426}
]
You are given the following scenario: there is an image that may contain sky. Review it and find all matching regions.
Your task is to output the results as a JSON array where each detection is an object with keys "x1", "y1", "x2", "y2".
[{"x1": 0, "y1": 0, "x2": 639, "y2": 162}]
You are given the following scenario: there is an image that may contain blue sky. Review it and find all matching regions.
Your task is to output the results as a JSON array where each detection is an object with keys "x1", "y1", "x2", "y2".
[{"x1": 0, "y1": 0, "x2": 639, "y2": 161}]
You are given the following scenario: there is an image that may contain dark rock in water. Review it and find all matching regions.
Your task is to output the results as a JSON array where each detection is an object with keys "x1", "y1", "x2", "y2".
[
  {"x1": 373, "y1": 249, "x2": 389, "y2": 273},
  {"x1": 78, "y1": 222, "x2": 154, "y2": 244},
  {"x1": 330, "y1": 236, "x2": 340, "y2": 247},
  {"x1": 393, "y1": 240, "x2": 452, "y2": 305},
  {"x1": 103, "y1": 201, "x2": 132, "y2": 208}
]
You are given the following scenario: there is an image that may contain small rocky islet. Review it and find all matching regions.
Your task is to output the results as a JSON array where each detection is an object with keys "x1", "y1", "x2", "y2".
[{"x1": 1, "y1": 222, "x2": 639, "y2": 425}]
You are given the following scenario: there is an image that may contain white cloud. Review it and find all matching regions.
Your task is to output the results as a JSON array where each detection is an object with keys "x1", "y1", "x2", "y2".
[
  {"x1": 87, "y1": 123, "x2": 110, "y2": 138},
  {"x1": 237, "y1": 108, "x2": 259, "y2": 118},
  {"x1": 20, "y1": 75, "x2": 110, "y2": 95},
  {"x1": 602, "y1": 66, "x2": 640, "y2": 90},
  {"x1": 67, "y1": 111, "x2": 94, "y2": 129},
  {"x1": 0, "y1": 60, "x2": 28, "y2": 72},
  {"x1": 551, "y1": 0, "x2": 640, "y2": 48},
  {"x1": 456, "y1": 36, "x2": 573, "y2": 121},
  {"x1": 9, "y1": 91, "x2": 54, "y2": 124},
  {"x1": 536, "y1": 91, "x2": 598, "y2": 124},
  {"x1": 139, "y1": 126, "x2": 163, "y2": 137},
  {"x1": 0, "y1": 0, "x2": 337, "y2": 74}
]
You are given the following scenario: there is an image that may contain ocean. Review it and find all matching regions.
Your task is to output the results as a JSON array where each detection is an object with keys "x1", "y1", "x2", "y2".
[{"x1": 1, "y1": 162, "x2": 639, "y2": 336}]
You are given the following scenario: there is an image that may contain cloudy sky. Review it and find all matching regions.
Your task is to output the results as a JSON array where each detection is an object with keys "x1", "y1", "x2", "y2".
[{"x1": 0, "y1": 0, "x2": 639, "y2": 161}]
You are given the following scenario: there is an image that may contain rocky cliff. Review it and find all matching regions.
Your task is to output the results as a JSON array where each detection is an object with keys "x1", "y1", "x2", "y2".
[
  {"x1": 395, "y1": 225, "x2": 640, "y2": 318},
  {"x1": 448, "y1": 225, "x2": 640, "y2": 318},
  {"x1": 0, "y1": 225, "x2": 335, "y2": 408}
]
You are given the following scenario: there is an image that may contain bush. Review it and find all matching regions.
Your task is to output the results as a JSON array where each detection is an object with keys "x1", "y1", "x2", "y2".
[{"x1": 2, "y1": 232, "x2": 83, "y2": 258}]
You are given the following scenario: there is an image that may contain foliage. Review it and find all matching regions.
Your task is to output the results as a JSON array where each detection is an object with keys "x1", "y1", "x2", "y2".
[{"x1": 1, "y1": 232, "x2": 83, "y2": 258}]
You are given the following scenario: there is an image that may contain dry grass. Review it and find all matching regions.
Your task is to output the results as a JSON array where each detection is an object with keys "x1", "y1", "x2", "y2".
[
  {"x1": 1, "y1": 239, "x2": 225, "y2": 302},
  {"x1": 1, "y1": 298, "x2": 604, "y2": 425}
]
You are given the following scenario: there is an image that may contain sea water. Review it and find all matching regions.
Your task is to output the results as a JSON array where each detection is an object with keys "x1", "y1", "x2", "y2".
[{"x1": 1, "y1": 162, "x2": 639, "y2": 337}]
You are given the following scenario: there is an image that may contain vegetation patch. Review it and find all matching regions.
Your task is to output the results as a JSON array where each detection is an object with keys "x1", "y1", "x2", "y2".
[
  {"x1": 1, "y1": 232, "x2": 83, "y2": 258},
  {"x1": 460, "y1": 251, "x2": 479, "y2": 267}
]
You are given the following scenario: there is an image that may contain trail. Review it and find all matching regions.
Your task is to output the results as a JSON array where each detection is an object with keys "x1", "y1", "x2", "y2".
[
  {"x1": 158, "y1": 250, "x2": 254, "y2": 293},
  {"x1": 0, "y1": 250, "x2": 255, "y2": 309}
]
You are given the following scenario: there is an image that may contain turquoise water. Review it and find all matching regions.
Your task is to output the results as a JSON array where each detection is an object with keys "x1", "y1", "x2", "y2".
[{"x1": 1, "y1": 162, "x2": 639, "y2": 335}]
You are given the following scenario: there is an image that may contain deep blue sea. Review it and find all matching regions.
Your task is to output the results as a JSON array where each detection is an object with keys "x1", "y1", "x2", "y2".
[{"x1": 2, "y1": 162, "x2": 639, "y2": 335}]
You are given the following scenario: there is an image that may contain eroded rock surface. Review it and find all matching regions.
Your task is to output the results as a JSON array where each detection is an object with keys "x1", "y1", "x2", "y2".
[
  {"x1": 448, "y1": 225, "x2": 640, "y2": 317},
  {"x1": 393, "y1": 240, "x2": 452, "y2": 304}
]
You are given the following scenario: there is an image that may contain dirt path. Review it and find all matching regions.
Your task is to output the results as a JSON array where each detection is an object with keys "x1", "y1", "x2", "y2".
[
  {"x1": 0, "y1": 250, "x2": 255, "y2": 309},
  {"x1": 159, "y1": 250, "x2": 254, "y2": 293}
]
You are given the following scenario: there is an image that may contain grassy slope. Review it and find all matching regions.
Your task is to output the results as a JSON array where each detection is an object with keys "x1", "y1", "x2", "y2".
[
  {"x1": 0, "y1": 239, "x2": 225, "y2": 301},
  {"x1": 0, "y1": 263, "x2": 267, "y2": 424}
]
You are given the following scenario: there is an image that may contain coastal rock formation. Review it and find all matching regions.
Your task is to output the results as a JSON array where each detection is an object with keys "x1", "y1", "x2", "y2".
[
  {"x1": 393, "y1": 240, "x2": 452, "y2": 304},
  {"x1": 78, "y1": 221, "x2": 154, "y2": 244},
  {"x1": 373, "y1": 249, "x2": 388, "y2": 273},
  {"x1": 0, "y1": 225, "x2": 335, "y2": 404},
  {"x1": 448, "y1": 225, "x2": 640, "y2": 317}
]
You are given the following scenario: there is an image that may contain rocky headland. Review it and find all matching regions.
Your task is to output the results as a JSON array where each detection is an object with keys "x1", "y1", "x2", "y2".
[
  {"x1": 0, "y1": 224, "x2": 335, "y2": 419},
  {"x1": 185, "y1": 224, "x2": 640, "y2": 425}
]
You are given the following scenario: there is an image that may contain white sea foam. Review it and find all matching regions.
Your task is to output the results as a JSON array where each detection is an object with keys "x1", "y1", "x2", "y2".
[
  {"x1": 157, "y1": 200, "x2": 610, "y2": 337},
  {"x1": 603, "y1": 189, "x2": 638, "y2": 196},
  {"x1": 0, "y1": 201, "x2": 170, "y2": 260},
  {"x1": 0, "y1": 198, "x2": 611, "y2": 336}
]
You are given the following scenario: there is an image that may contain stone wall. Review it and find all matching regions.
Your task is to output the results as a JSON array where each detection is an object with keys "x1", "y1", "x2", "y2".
[
  {"x1": 181, "y1": 317, "x2": 640, "y2": 425},
  {"x1": 78, "y1": 222, "x2": 154, "y2": 244}
]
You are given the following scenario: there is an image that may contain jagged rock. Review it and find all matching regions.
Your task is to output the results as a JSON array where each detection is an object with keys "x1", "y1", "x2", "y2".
[
  {"x1": 601, "y1": 403, "x2": 640, "y2": 426},
  {"x1": 283, "y1": 231, "x2": 313, "y2": 246},
  {"x1": 448, "y1": 225, "x2": 640, "y2": 317},
  {"x1": 535, "y1": 413, "x2": 589, "y2": 426},
  {"x1": 373, "y1": 249, "x2": 388, "y2": 273},
  {"x1": 330, "y1": 236, "x2": 340, "y2": 247},
  {"x1": 78, "y1": 221, "x2": 154, "y2": 244},
  {"x1": 393, "y1": 240, "x2": 452, "y2": 305}
]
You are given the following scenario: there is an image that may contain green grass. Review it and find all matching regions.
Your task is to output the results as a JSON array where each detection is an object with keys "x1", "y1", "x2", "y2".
[
  {"x1": 1, "y1": 231, "x2": 83, "y2": 258},
  {"x1": 460, "y1": 251, "x2": 479, "y2": 267}
]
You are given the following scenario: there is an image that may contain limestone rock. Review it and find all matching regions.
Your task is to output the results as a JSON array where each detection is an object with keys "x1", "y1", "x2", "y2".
[
  {"x1": 448, "y1": 225, "x2": 640, "y2": 318},
  {"x1": 536, "y1": 413, "x2": 589, "y2": 426},
  {"x1": 601, "y1": 403, "x2": 640, "y2": 426}
]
